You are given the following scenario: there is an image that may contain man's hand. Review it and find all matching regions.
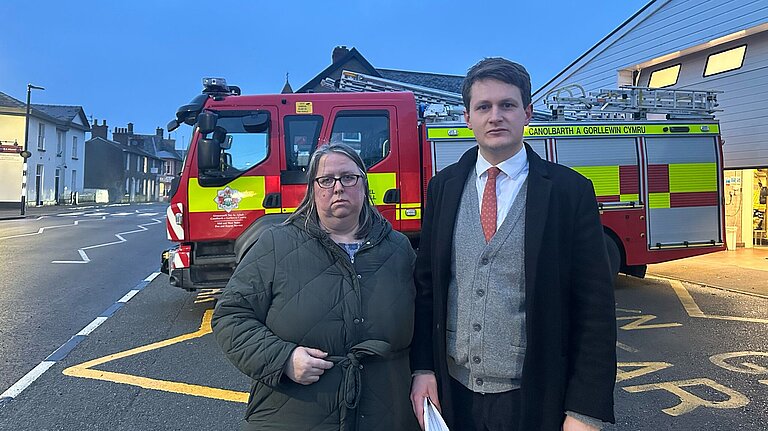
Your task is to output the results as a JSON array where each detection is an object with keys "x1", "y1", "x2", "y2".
[
  {"x1": 563, "y1": 415, "x2": 599, "y2": 431},
  {"x1": 410, "y1": 373, "x2": 441, "y2": 430},
  {"x1": 284, "y1": 347, "x2": 334, "y2": 385}
]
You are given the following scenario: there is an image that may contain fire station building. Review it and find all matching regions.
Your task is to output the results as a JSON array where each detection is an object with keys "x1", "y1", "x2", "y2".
[{"x1": 533, "y1": 0, "x2": 768, "y2": 249}]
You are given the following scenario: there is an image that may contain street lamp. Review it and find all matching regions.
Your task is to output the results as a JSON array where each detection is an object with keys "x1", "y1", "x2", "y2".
[{"x1": 20, "y1": 83, "x2": 44, "y2": 216}]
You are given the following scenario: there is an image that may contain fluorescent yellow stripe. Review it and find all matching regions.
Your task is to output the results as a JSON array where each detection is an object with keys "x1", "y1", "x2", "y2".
[
  {"x1": 649, "y1": 193, "x2": 671, "y2": 209},
  {"x1": 367, "y1": 173, "x2": 397, "y2": 206},
  {"x1": 428, "y1": 124, "x2": 720, "y2": 140},
  {"x1": 524, "y1": 124, "x2": 719, "y2": 137},
  {"x1": 620, "y1": 194, "x2": 640, "y2": 202},
  {"x1": 427, "y1": 127, "x2": 475, "y2": 139},
  {"x1": 399, "y1": 203, "x2": 420, "y2": 209},
  {"x1": 669, "y1": 163, "x2": 717, "y2": 192},
  {"x1": 188, "y1": 176, "x2": 266, "y2": 213},
  {"x1": 572, "y1": 166, "x2": 619, "y2": 196},
  {"x1": 264, "y1": 208, "x2": 281, "y2": 214}
]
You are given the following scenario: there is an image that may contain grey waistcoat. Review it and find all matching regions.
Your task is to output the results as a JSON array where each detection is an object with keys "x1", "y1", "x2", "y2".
[{"x1": 446, "y1": 171, "x2": 528, "y2": 393}]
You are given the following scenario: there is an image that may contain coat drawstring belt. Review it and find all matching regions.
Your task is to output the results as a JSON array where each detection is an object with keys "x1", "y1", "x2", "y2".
[{"x1": 327, "y1": 340, "x2": 396, "y2": 430}]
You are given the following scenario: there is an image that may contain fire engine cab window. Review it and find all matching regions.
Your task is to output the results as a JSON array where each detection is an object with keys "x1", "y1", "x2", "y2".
[
  {"x1": 330, "y1": 111, "x2": 390, "y2": 168},
  {"x1": 209, "y1": 112, "x2": 269, "y2": 172},
  {"x1": 284, "y1": 115, "x2": 323, "y2": 171}
]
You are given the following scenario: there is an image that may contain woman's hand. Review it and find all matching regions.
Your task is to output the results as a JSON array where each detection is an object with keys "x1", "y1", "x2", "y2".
[{"x1": 284, "y1": 347, "x2": 334, "y2": 385}]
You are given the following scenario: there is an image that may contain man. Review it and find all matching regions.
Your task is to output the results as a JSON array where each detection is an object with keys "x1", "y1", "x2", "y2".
[{"x1": 410, "y1": 58, "x2": 616, "y2": 431}]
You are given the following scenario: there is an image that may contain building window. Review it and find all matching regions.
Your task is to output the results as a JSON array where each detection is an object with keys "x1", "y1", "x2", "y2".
[
  {"x1": 57, "y1": 130, "x2": 65, "y2": 156},
  {"x1": 165, "y1": 161, "x2": 173, "y2": 175},
  {"x1": 648, "y1": 64, "x2": 681, "y2": 88},
  {"x1": 704, "y1": 45, "x2": 747, "y2": 77},
  {"x1": 137, "y1": 156, "x2": 142, "y2": 172},
  {"x1": 71, "y1": 170, "x2": 77, "y2": 192},
  {"x1": 37, "y1": 123, "x2": 46, "y2": 150},
  {"x1": 125, "y1": 154, "x2": 130, "y2": 171},
  {"x1": 71, "y1": 136, "x2": 78, "y2": 159},
  {"x1": 143, "y1": 157, "x2": 148, "y2": 173}
]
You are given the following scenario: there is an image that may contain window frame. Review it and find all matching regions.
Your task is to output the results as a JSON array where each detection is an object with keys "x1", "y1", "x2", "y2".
[
  {"x1": 648, "y1": 63, "x2": 682, "y2": 88},
  {"x1": 703, "y1": 44, "x2": 747, "y2": 78},
  {"x1": 37, "y1": 123, "x2": 46, "y2": 151},
  {"x1": 330, "y1": 109, "x2": 391, "y2": 169},
  {"x1": 71, "y1": 136, "x2": 78, "y2": 159}
]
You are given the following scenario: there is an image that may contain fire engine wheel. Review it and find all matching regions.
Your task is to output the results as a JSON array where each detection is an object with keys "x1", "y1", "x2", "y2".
[{"x1": 604, "y1": 234, "x2": 621, "y2": 278}]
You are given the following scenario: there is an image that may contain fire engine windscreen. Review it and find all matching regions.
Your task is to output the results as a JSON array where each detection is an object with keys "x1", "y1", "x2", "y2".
[{"x1": 198, "y1": 110, "x2": 269, "y2": 183}]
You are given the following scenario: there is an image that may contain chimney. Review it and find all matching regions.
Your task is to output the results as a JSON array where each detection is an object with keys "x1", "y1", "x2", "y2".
[
  {"x1": 156, "y1": 127, "x2": 164, "y2": 138},
  {"x1": 127, "y1": 123, "x2": 134, "y2": 135},
  {"x1": 91, "y1": 119, "x2": 108, "y2": 140},
  {"x1": 332, "y1": 45, "x2": 349, "y2": 64}
]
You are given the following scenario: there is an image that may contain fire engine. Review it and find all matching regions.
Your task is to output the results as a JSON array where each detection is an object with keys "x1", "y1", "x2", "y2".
[{"x1": 161, "y1": 71, "x2": 726, "y2": 291}]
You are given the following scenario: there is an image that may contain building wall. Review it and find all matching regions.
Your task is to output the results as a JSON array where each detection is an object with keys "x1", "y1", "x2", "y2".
[
  {"x1": 25, "y1": 116, "x2": 88, "y2": 205},
  {"x1": 84, "y1": 140, "x2": 124, "y2": 202},
  {"x1": 636, "y1": 30, "x2": 768, "y2": 169},
  {"x1": 0, "y1": 114, "x2": 25, "y2": 204},
  {"x1": 533, "y1": 0, "x2": 768, "y2": 104}
]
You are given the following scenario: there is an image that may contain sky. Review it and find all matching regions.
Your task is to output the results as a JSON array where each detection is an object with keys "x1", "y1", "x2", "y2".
[{"x1": 0, "y1": 0, "x2": 649, "y2": 147}]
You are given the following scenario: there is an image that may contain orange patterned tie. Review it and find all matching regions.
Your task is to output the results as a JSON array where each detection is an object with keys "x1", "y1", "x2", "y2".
[{"x1": 481, "y1": 167, "x2": 501, "y2": 243}]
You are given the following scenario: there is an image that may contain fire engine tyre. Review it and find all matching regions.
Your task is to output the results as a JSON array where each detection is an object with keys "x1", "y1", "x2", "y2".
[{"x1": 604, "y1": 233, "x2": 621, "y2": 279}]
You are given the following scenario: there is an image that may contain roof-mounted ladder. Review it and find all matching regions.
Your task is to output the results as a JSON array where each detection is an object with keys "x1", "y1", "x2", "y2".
[
  {"x1": 322, "y1": 70, "x2": 465, "y2": 121},
  {"x1": 544, "y1": 84, "x2": 722, "y2": 121}
]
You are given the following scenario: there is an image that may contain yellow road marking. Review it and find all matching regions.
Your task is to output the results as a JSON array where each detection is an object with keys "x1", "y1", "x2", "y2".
[
  {"x1": 666, "y1": 279, "x2": 768, "y2": 324},
  {"x1": 623, "y1": 378, "x2": 749, "y2": 416},
  {"x1": 616, "y1": 308, "x2": 643, "y2": 314},
  {"x1": 617, "y1": 315, "x2": 682, "y2": 330},
  {"x1": 709, "y1": 351, "x2": 768, "y2": 374},
  {"x1": 62, "y1": 309, "x2": 248, "y2": 403},
  {"x1": 616, "y1": 361, "x2": 672, "y2": 383},
  {"x1": 616, "y1": 342, "x2": 639, "y2": 353}
]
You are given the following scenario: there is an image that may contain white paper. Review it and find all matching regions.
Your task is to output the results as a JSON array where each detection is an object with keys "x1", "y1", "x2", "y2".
[{"x1": 423, "y1": 397, "x2": 449, "y2": 431}]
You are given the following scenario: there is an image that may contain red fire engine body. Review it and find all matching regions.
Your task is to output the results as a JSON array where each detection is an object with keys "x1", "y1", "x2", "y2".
[{"x1": 162, "y1": 75, "x2": 726, "y2": 291}]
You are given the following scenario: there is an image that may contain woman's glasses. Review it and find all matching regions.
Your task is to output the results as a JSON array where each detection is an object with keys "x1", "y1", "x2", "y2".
[{"x1": 314, "y1": 174, "x2": 362, "y2": 189}]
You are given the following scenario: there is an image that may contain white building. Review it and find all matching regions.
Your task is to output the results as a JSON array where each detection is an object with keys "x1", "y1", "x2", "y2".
[
  {"x1": 0, "y1": 91, "x2": 89, "y2": 207},
  {"x1": 533, "y1": 0, "x2": 768, "y2": 248}
]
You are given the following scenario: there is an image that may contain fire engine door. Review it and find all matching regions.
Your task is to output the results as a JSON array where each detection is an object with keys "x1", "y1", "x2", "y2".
[
  {"x1": 644, "y1": 136, "x2": 723, "y2": 248},
  {"x1": 325, "y1": 107, "x2": 401, "y2": 229}
]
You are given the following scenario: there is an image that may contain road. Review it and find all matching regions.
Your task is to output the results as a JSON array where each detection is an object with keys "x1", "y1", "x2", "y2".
[
  {"x1": 0, "y1": 204, "x2": 170, "y2": 399},
  {"x1": 0, "y1": 218, "x2": 765, "y2": 429}
]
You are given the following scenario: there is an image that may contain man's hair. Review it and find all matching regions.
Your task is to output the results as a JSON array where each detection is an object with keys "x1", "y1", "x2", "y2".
[
  {"x1": 461, "y1": 57, "x2": 532, "y2": 111},
  {"x1": 284, "y1": 142, "x2": 383, "y2": 239}
]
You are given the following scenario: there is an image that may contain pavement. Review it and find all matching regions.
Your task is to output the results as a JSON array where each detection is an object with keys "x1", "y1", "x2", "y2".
[
  {"x1": 4, "y1": 204, "x2": 766, "y2": 298},
  {"x1": 0, "y1": 202, "x2": 140, "y2": 220},
  {"x1": 646, "y1": 246, "x2": 768, "y2": 298}
]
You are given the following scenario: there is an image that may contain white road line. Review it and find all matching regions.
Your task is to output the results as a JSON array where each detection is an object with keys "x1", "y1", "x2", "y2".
[
  {"x1": 0, "y1": 361, "x2": 55, "y2": 399},
  {"x1": 0, "y1": 217, "x2": 107, "y2": 242},
  {"x1": 51, "y1": 218, "x2": 162, "y2": 264},
  {"x1": 57, "y1": 212, "x2": 85, "y2": 217},
  {"x1": 85, "y1": 212, "x2": 109, "y2": 216},
  {"x1": 144, "y1": 272, "x2": 161, "y2": 282},
  {"x1": 77, "y1": 317, "x2": 109, "y2": 336},
  {"x1": 137, "y1": 212, "x2": 160, "y2": 216},
  {"x1": 112, "y1": 212, "x2": 133, "y2": 216},
  {"x1": 0, "y1": 271, "x2": 158, "y2": 402},
  {"x1": 117, "y1": 290, "x2": 140, "y2": 303}
]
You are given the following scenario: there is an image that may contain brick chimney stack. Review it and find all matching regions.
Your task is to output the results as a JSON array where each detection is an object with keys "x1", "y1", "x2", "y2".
[
  {"x1": 332, "y1": 45, "x2": 349, "y2": 64},
  {"x1": 156, "y1": 127, "x2": 164, "y2": 138},
  {"x1": 91, "y1": 119, "x2": 108, "y2": 140}
]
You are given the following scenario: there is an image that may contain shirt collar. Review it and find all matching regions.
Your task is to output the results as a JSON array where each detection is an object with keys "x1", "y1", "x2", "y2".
[{"x1": 475, "y1": 145, "x2": 528, "y2": 180}]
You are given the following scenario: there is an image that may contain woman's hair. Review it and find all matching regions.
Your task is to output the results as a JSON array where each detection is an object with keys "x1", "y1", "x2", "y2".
[{"x1": 284, "y1": 142, "x2": 383, "y2": 239}]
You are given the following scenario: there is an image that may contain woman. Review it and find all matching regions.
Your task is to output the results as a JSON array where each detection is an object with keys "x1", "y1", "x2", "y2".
[{"x1": 212, "y1": 143, "x2": 419, "y2": 431}]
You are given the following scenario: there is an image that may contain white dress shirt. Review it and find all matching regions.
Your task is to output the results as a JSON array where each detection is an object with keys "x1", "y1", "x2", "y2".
[{"x1": 475, "y1": 148, "x2": 529, "y2": 230}]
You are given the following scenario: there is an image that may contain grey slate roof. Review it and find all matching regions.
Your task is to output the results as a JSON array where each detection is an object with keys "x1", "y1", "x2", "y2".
[
  {"x1": 87, "y1": 136, "x2": 162, "y2": 159},
  {"x1": 32, "y1": 104, "x2": 90, "y2": 131},
  {"x1": 0, "y1": 91, "x2": 26, "y2": 109},
  {"x1": 377, "y1": 69, "x2": 464, "y2": 94},
  {"x1": 156, "y1": 149, "x2": 182, "y2": 160}
]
